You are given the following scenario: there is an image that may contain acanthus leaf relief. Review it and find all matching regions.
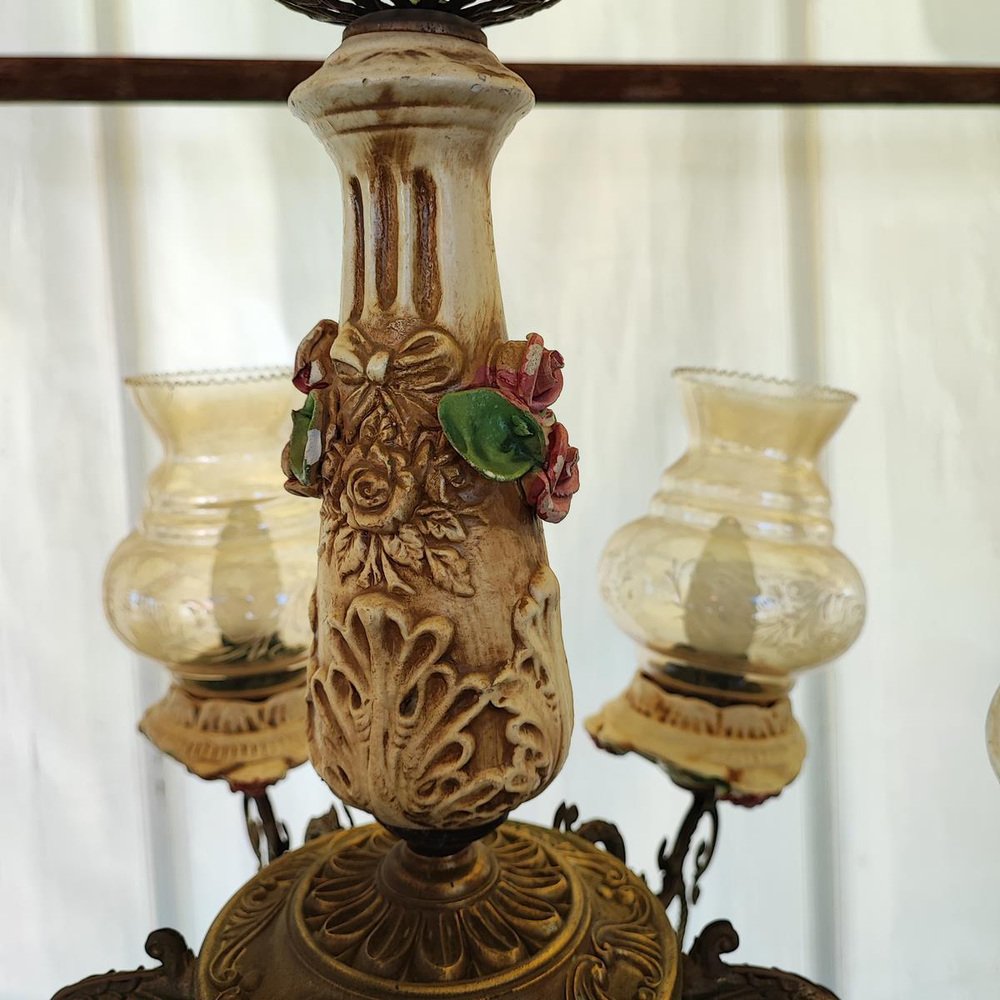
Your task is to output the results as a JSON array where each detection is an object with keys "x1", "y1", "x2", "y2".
[{"x1": 308, "y1": 566, "x2": 571, "y2": 829}]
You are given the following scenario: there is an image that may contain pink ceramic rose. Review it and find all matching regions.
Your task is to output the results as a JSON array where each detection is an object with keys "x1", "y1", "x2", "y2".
[
  {"x1": 522, "y1": 422, "x2": 580, "y2": 524},
  {"x1": 483, "y1": 333, "x2": 564, "y2": 414}
]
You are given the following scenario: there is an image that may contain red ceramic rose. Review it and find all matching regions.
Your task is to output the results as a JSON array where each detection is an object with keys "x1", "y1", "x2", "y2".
[
  {"x1": 443, "y1": 331, "x2": 578, "y2": 523},
  {"x1": 292, "y1": 318, "x2": 338, "y2": 393},
  {"x1": 522, "y1": 422, "x2": 580, "y2": 524},
  {"x1": 483, "y1": 333, "x2": 564, "y2": 414}
]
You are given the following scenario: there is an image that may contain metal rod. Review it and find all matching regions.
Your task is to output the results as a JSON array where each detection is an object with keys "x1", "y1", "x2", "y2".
[
  {"x1": 657, "y1": 788, "x2": 719, "y2": 946},
  {"x1": 244, "y1": 790, "x2": 291, "y2": 868},
  {"x1": 3, "y1": 56, "x2": 1000, "y2": 105}
]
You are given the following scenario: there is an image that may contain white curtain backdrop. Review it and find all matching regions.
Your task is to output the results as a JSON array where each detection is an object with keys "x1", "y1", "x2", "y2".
[{"x1": 3, "y1": 1, "x2": 1000, "y2": 997}]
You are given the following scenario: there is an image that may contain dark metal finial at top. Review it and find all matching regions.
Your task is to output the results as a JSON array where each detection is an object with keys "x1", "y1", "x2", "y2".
[{"x1": 272, "y1": 0, "x2": 565, "y2": 28}]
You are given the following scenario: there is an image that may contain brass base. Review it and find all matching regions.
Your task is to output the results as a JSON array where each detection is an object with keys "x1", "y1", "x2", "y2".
[
  {"x1": 586, "y1": 671, "x2": 806, "y2": 800},
  {"x1": 197, "y1": 820, "x2": 679, "y2": 999},
  {"x1": 140, "y1": 684, "x2": 309, "y2": 790}
]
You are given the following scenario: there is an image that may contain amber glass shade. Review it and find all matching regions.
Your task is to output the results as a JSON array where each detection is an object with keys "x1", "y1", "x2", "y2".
[
  {"x1": 600, "y1": 369, "x2": 866, "y2": 698},
  {"x1": 104, "y1": 369, "x2": 320, "y2": 698},
  {"x1": 988, "y1": 685, "x2": 1000, "y2": 782}
]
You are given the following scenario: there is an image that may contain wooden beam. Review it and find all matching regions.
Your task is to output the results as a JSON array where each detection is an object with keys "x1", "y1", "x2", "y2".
[
  {"x1": 3, "y1": 57, "x2": 1000, "y2": 105},
  {"x1": 0, "y1": 57, "x2": 319, "y2": 104},
  {"x1": 526, "y1": 62, "x2": 1000, "y2": 106}
]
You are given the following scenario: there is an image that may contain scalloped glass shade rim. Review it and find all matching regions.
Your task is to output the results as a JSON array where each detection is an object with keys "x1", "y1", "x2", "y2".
[
  {"x1": 674, "y1": 367, "x2": 857, "y2": 406},
  {"x1": 124, "y1": 366, "x2": 292, "y2": 389}
]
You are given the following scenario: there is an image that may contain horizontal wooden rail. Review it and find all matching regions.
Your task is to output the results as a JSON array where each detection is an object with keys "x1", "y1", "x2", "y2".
[{"x1": 3, "y1": 57, "x2": 1000, "y2": 105}]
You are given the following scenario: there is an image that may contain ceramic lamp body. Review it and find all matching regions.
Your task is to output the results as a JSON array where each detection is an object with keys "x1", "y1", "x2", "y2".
[
  {"x1": 590, "y1": 370, "x2": 865, "y2": 799},
  {"x1": 103, "y1": 369, "x2": 320, "y2": 787},
  {"x1": 289, "y1": 28, "x2": 573, "y2": 832}
]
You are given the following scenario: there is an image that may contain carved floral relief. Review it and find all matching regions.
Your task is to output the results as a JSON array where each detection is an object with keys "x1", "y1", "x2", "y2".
[
  {"x1": 288, "y1": 321, "x2": 487, "y2": 599},
  {"x1": 282, "y1": 310, "x2": 575, "y2": 828}
]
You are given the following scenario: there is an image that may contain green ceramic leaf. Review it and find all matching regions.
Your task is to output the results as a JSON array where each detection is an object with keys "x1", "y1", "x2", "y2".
[
  {"x1": 438, "y1": 389, "x2": 546, "y2": 482},
  {"x1": 289, "y1": 392, "x2": 321, "y2": 486}
]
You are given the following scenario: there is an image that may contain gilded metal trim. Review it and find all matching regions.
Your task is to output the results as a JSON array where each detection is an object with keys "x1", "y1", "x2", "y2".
[
  {"x1": 683, "y1": 922, "x2": 839, "y2": 999},
  {"x1": 51, "y1": 930, "x2": 196, "y2": 1000}
]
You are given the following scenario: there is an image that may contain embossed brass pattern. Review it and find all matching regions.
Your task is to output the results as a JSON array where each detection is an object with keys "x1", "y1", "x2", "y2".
[
  {"x1": 52, "y1": 929, "x2": 197, "y2": 1000},
  {"x1": 50, "y1": 811, "x2": 847, "y2": 1000},
  {"x1": 196, "y1": 821, "x2": 680, "y2": 999}
]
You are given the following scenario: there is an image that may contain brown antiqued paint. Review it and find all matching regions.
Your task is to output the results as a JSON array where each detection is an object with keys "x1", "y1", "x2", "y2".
[
  {"x1": 372, "y1": 163, "x2": 400, "y2": 310},
  {"x1": 349, "y1": 177, "x2": 365, "y2": 321},
  {"x1": 288, "y1": 26, "x2": 570, "y2": 834},
  {"x1": 412, "y1": 168, "x2": 442, "y2": 323}
]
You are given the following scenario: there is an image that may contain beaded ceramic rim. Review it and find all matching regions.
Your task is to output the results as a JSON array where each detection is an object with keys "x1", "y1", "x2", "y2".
[
  {"x1": 673, "y1": 367, "x2": 857, "y2": 404},
  {"x1": 124, "y1": 366, "x2": 291, "y2": 388}
]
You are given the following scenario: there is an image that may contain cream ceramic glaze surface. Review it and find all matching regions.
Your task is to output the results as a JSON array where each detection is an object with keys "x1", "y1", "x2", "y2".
[{"x1": 289, "y1": 28, "x2": 573, "y2": 831}]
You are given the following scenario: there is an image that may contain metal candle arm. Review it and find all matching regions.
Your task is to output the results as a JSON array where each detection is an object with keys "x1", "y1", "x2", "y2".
[
  {"x1": 656, "y1": 789, "x2": 720, "y2": 945},
  {"x1": 243, "y1": 790, "x2": 291, "y2": 868}
]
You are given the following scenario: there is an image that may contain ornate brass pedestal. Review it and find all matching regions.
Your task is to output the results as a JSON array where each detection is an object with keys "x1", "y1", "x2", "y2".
[
  {"x1": 197, "y1": 821, "x2": 678, "y2": 999},
  {"x1": 52, "y1": 803, "x2": 839, "y2": 1000}
]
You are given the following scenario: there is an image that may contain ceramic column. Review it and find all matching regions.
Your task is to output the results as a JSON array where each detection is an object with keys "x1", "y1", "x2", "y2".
[{"x1": 285, "y1": 18, "x2": 575, "y2": 833}]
